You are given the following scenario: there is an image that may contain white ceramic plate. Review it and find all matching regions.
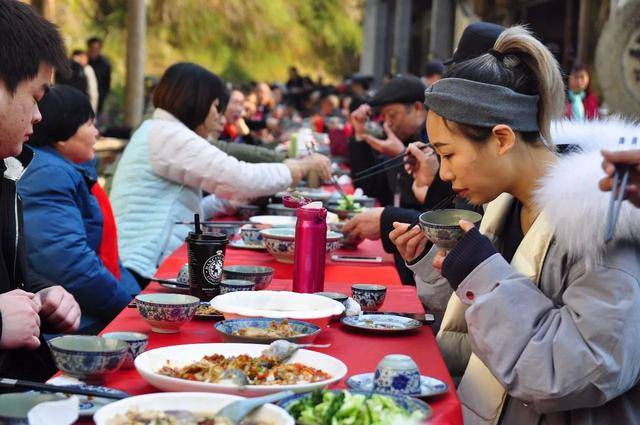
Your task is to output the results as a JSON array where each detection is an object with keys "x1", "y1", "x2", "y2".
[
  {"x1": 210, "y1": 291, "x2": 345, "y2": 327},
  {"x1": 134, "y1": 343, "x2": 347, "y2": 396},
  {"x1": 229, "y1": 239, "x2": 266, "y2": 250},
  {"x1": 249, "y1": 215, "x2": 297, "y2": 227},
  {"x1": 93, "y1": 392, "x2": 294, "y2": 425}
]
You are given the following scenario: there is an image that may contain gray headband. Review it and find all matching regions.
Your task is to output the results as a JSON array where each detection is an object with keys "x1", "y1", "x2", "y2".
[{"x1": 424, "y1": 78, "x2": 540, "y2": 132}]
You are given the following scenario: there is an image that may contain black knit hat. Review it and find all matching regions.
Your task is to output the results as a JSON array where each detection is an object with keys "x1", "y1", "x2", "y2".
[
  {"x1": 368, "y1": 75, "x2": 426, "y2": 107},
  {"x1": 29, "y1": 85, "x2": 95, "y2": 147}
]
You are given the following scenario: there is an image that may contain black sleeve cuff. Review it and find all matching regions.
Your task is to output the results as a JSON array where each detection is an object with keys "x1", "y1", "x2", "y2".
[
  {"x1": 441, "y1": 227, "x2": 497, "y2": 290},
  {"x1": 380, "y1": 207, "x2": 421, "y2": 253}
]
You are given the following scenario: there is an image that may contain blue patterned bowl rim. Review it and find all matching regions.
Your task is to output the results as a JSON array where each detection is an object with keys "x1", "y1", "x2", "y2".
[
  {"x1": 214, "y1": 318, "x2": 321, "y2": 336},
  {"x1": 48, "y1": 336, "x2": 128, "y2": 355},
  {"x1": 220, "y1": 279, "x2": 256, "y2": 287},
  {"x1": 102, "y1": 332, "x2": 149, "y2": 343},
  {"x1": 419, "y1": 209, "x2": 482, "y2": 230},
  {"x1": 351, "y1": 284, "x2": 387, "y2": 291},
  {"x1": 135, "y1": 294, "x2": 200, "y2": 307},
  {"x1": 223, "y1": 265, "x2": 275, "y2": 275},
  {"x1": 277, "y1": 389, "x2": 432, "y2": 418}
]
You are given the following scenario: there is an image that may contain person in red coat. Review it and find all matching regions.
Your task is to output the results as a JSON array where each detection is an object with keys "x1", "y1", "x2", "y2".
[{"x1": 565, "y1": 64, "x2": 600, "y2": 121}]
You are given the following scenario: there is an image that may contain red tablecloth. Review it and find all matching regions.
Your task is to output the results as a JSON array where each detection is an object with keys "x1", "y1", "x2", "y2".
[{"x1": 90, "y1": 236, "x2": 461, "y2": 425}]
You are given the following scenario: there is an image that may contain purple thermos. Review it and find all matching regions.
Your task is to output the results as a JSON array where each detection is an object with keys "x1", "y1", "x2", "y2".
[{"x1": 292, "y1": 202, "x2": 327, "y2": 293}]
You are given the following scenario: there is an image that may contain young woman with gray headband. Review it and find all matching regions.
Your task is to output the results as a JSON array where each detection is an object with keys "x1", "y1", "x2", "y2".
[{"x1": 390, "y1": 25, "x2": 640, "y2": 424}]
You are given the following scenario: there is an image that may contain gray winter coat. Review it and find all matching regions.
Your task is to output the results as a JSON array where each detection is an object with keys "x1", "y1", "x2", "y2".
[{"x1": 408, "y1": 118, "x2": 640, "y2": 424}]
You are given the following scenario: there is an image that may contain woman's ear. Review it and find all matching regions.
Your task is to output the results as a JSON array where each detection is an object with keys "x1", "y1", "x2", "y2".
[{"x1": 492, "y1": 124, "x2": 517, "y2": 156}]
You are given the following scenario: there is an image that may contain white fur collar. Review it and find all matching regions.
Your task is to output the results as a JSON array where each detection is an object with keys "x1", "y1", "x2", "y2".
[{"x1": 534, "y1": 117, "x2": 640, "y2": 262}]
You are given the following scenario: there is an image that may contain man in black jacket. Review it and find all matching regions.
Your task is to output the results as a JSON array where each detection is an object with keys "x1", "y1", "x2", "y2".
[
  {"x1": 344, "y1": 24, "x2": 506, "y2": 285},
  {"x1": 344, "y1": 75, "x2": 459, "y2": 284},
  {"x1": 0, "y1": 0, "x2": 81, "y2": 380},
  {"x1": 87, "y1": 37, "x2": 112, "y2": 114}
]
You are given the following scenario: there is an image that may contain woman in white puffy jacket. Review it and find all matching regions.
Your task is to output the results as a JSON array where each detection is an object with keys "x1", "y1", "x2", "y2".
[{"x1": 110, "y1": 62, "x2": 331, "y2": 283}]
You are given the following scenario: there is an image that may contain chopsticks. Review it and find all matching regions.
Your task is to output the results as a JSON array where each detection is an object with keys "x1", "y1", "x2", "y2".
[
  {"x1": 0, "y1": 378, "x2": 127, "y2": 400},
  {"x1": 605, "y1": 136, "x2": 638, "y2": 242},
  {"x1": 352, "y1": 144, "x2": 433, "y2": 184},
  {"x1": 175, "y1": 220, "x2": 250, "y2": 226},
  {"x1": 330, "y1": 176, "x2": 349, "y2": 202},
  {"x1": 406, "y1": 193, "x2": 457, "y2": 231}
]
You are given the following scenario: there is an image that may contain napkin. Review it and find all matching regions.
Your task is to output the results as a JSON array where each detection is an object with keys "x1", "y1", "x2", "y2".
[{"x1": 28, "y1": 395, "x2": 79, "y2": 425}]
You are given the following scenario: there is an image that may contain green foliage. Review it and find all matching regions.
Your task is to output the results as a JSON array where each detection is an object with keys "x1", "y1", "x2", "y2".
[{"x1": 54, "y1": 0, "x2": 364, "y2": 85}]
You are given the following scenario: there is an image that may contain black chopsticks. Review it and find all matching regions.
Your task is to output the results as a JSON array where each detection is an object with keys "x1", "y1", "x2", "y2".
[
  {"x1": 0, "y1": 378, "x2": 127, "y2": 400},
  {"x1": 406, "y1": 193, "x2": 457, "y2": 231},
  {"x1": 352, "y1": 144, "x2": 433, "y2": 184},
  {"x1": 605, "y1": 136, "x2": 638, "y2": 242}
]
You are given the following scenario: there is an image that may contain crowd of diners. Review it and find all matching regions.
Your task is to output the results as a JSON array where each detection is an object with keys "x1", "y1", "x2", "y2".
[{"x1": 1, "y1": 1, "x2": 639, "y2": 423}]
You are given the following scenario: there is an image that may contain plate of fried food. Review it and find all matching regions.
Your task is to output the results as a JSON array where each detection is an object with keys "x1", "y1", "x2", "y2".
[
  {"x1": 195, "y1": 302, "x2": 225, "y2": 320},
  {"x1": 134, "y1": 343, "x2": 347, "y2": 396},
  {"x1": 214, "y1": 318, "x2": 321, "y2": 344}
]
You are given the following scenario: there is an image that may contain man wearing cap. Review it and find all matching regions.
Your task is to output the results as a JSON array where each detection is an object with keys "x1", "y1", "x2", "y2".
[
  {"x1": 344, "y1": 23, "x2": 505, "y2": 287},
  {"x1": 345, "y1": 75, "x2": 456, "y2": 284}
]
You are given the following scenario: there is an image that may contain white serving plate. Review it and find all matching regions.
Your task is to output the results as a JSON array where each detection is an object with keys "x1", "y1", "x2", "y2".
[
  {"x1": 134, "y1": 343, "x2": 347, "y2": 396},
  {"x1": 210, "y1": 291, "x2": 345, "y2": 327},
  {"x1": 249, "y1": 215, "x2": 297, "y2": 227},
  {"x1": 93, "y1": 392, "x2": 293, "y2": 424}
]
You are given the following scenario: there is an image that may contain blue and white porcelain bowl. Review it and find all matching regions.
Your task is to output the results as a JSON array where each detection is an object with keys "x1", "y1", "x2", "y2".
[
  {"x1": 176, "y1": 263, "x2": 189, "y2": 285},
  {"x1": 419, "y1": 209, "x2": 483, "y2": 250},
  {"x1": 135, "y1": 293, "x2": 200, "y2": 333},
  {"x1": 314, "y1": 291, "x2": 349, "y2": 307},
  {"x1": 236, "y1": 204, "x2": 261, "y2": 220},
  {"x1": 219, "y1": 279, "x2": 256, "y2": 294},
  {"x1": 214, "y1": 317, "x2": 321, "y2": 344},
  {"x1": 48, "y1": 336, "x2": 128, "y2": 380},
  {"x1": 351, "y1": 284, "x2": 387, "y2": 311},
  {"x1": 201, "y1": 222, "x2": 241, "y2": 239},
  {"x1": 102, "y1": 332, "x2": 149, "y2": 369},
  {"x1": 240, "y1": 224, "x2": 264, "y2": 246},
  {"x1": 260, "y1": 227, "x2": 342, "y2": 264},
  {"x1": 223, "y1": 265, "x2": 274, "y2": 290},
  {"x1": 373, "y1": 354, "x2": 421, "y2": 395}
]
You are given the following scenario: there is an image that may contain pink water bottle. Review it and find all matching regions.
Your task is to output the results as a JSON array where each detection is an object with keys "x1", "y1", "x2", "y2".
[{"x1": 292, "y1": 202, "x2": 327, "y2": 293}]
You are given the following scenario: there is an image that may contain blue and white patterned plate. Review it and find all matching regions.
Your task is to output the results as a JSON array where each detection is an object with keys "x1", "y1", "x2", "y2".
[
  {"x1": 229, "y1": 239, "x2": 266, "y2": 250},
  {"x1": 341, "y1": 314, "x2": 422, "y2": 333},
  {"x1": 346, "y1": 373, "x2": 449, "y2": 398},
  {"x1": 214, "y1": 317, "x2": 321, "y2": 344}
]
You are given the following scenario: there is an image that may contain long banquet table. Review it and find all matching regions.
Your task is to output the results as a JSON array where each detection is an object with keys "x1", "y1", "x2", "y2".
[{"x1": 91, "y1": 236, "x2": 462, "y2": 424}]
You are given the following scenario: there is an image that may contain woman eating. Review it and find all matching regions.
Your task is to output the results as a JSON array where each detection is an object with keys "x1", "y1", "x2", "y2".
[
  {"x1": 19, "y1": 85, "x2": 140, "y2": 334},
  {"x1": 389, "y1": 26, "x2": 640, "y2": 424},
  {"x1": 109, "y1": 62, "x2": 331, "y2": 283}
]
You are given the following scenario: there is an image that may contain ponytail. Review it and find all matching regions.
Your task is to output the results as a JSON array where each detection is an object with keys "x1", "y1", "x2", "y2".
[{"x1": 492, "y1": 26, "x2": 564, "y2": 144}]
